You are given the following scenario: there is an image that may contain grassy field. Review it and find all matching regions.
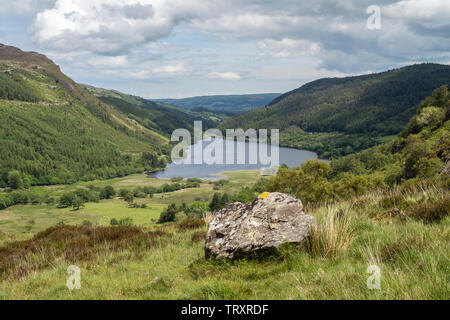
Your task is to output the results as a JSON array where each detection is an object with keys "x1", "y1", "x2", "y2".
[
  {"x1": 0, "y1": 180, "x2": 448, "y2": 300},
  {"x1": 0, "y1": 171, "x2": 261, "y2": 244}
]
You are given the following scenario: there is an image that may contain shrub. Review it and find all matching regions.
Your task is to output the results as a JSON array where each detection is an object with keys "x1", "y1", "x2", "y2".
[
  {"x1": 407, "y1": 197, "x2": 449, "y2": 223},
  {"x1": 118, "y1": 217, "x2": 134, "y2": 226},
  {"x1": 158, "y1": 203, "x2": 178, "y2": 223},
  {"x1": 191, "y1": 231, "x2": 207, "y2": 242},
  {"x1": 185, "y1": 202, "x2": 208, "y2": 218},
  {"x1": 177, "y1": 218, "x2": 206, "y2": 231},
  {"x1": 123, "y1": 191, "x2": 134, "y2": 203},
  {"x1": 101, "y1": 186, "x2": 116, "y2": 199}
]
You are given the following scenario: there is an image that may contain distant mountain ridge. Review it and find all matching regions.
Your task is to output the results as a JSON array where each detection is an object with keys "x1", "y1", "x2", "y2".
[
  {"x1": 156, "y1": 93, "x2": 280, "y2": 114},
  {"x1": 219, "y1": 63, "x2": 450, "y2": 158},
  {"x1": 85, "y1": 86, "x2": 230, "y2": 136}
]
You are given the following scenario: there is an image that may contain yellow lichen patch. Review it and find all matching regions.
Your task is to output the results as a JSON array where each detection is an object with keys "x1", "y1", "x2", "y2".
[{"x1": 259, "y1": 192, "x2": 271, "y2": 199}]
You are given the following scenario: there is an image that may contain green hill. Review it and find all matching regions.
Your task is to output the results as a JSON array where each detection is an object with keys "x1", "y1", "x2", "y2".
[
  {"x1": 264, "y1": 85, "x2": 449, "y2": 206},
  {"x1": 0, "y1": 44, "x2": 169, "y2": 187},
  {"x1": 156, "y1": 93, "x2": 280, "y2": 114},
  {"x1": 219, "y1": 64, "x2": 450, "y2": 158},
  {"x1": 86, "y1": 86, "x2": 229, "y2": 136}
]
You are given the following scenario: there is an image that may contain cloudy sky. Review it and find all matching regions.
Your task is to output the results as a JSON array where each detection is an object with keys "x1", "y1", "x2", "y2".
[{"x1": 0, "y1": 0, "x2": 449, "y2": 98}]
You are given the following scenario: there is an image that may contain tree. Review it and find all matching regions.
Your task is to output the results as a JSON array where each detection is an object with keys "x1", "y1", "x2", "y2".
[
  {"x1": 59, "y1": 192, "x2": 76, "y2": 208},
  {"x1": 123, "y1": 191, "x2": 134, "y2": 204},
  {"x1": 101, "y1": 185, "x2": 116, "y2": 199},
  {"x1": 158, "y1": 203, "x2": 178, "y2": 223},
  {"x1": 186, "y1": 201, "x2": 208, "y2": 218},
  {"x1": 72, "y1": 196, "x2": 85, "y2": 210},
  {"x1": 220, "y1": 193, "x2": 231, "y2": 208},
  {"x1": 209, "y1": 193, "x2": 222, "y2": 212},
  {"x1": 301, "y1": 160, "x2": 332, "y2": 179},
  {"x1": 7, "y1": 171, "x2": 23, "y2": 190}
]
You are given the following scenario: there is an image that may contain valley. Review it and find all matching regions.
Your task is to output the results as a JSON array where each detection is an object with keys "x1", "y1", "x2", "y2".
[{"x1": 0, "y1": 43, "x2": 448, "y2": 301}]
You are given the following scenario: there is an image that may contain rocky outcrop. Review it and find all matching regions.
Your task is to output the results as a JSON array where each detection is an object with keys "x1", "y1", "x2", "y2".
[{"x1": 205, "y1": 192, "x2": 316, "y2": 259}]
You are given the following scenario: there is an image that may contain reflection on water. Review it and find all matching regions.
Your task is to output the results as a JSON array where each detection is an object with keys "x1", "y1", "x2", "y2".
[{"x1": 149, "y1": 139, "x2": 317, "y2": 179}]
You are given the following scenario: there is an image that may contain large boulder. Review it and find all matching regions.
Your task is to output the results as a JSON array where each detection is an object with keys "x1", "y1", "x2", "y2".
[{"x1": 205, "y1": 192, "x2": 316, "y2": 259}]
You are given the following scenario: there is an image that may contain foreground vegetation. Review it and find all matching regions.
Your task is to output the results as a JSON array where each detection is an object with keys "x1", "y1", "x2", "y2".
[{"x1": 0, "y1": 182, "x2": 447, "y2": 299}]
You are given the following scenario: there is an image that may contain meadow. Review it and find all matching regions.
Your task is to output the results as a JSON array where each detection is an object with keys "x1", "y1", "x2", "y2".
[
  {"x1": 0, "y1": 175, "x2": 448, "y2": 300},
  {"x1": 0, "y1": 171, "x2": 261, "y2": 244}
]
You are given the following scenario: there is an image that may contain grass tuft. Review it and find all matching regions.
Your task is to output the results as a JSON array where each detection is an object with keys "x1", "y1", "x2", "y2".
[{"x1": 304, "y1": 206, "x2": 355, "y2": 259}]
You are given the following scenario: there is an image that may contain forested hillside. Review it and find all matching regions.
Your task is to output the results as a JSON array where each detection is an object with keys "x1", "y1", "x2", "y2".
[
  {"x1": 86, "y1": 86, "x2": 228, "y2": 136},
  {"x1": 263, "y1": 85, "x2": 449, "y2": 206},
  {"x1": 0, "y1": 44, "x2": 169, "y2": 187},
  {"x1": 156, "y1": 93, "x2": 280, "y2": 114},
  {"x1": 220, "y1": 64, "x2": 450, "y2": 158}
]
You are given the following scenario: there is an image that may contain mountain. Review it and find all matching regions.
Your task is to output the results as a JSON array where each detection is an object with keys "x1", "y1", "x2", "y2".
[
  {"x1": 86, "y1": 86, "x2": 229, "y2": 136},
  {"x1": 264, "y1": 85, "x2": 449, "y2": 206},
  {"x1": 155, "y1": 93, "x2": 280, "y2": 114},
  {"x1": 0, "y1": 44, "x2": 169, "y2": 187},
  {"x1": 219, "y1": 64, "x2": 450, "y2": 158}
]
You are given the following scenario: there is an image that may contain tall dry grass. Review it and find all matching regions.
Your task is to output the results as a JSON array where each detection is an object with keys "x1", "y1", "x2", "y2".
[{"x1": 305, "y1": 205, "x2": 355, "y2": 259}]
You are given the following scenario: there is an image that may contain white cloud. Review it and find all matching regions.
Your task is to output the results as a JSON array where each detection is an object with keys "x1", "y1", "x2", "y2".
[
  {"x1": 385, "y1": 0, "x2": 450, "y2": 21},
  {"x1": 87, "y1": 55, "x2": 129, "y2": 68},
  {"x1": 208, "y1": 72, "x2": 241, "y2": 81},
  {"x1": 5, "y1": 0, "x2": 447, "y2": 96},
  {"x1": 258, "y1": 38, "x2": 322, "y2": 58},
  {"x1": 153, "y1": 63, "x2": 188, "y2": 74}
]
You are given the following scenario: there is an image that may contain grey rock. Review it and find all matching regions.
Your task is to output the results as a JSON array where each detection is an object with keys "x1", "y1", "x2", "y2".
[{"x1": 205, "y1": 192, "x2": 316, "y2": 259}]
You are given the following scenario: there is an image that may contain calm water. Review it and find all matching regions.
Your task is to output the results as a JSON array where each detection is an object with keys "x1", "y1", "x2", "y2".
[{"x1": 149, "y1": 139, "x2": 317, "y2": 179}]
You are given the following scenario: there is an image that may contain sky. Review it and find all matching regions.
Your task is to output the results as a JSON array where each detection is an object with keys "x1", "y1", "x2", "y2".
[{"x1": 0, "y1": 0, "x2": 449, "y2": 99}]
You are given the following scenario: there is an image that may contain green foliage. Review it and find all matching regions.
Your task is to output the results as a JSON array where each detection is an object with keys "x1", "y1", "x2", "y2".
[
  {"x1": 101, "y1": 186, "x2": 116, "y2": 199},
  {"x1": 209, "y1": 193, "x2": 222, "y2": 212},
  {"x1": 220, "y1": 64, "x2": 450, "y2": 158},
  {"x1": 0, "y1": 46, "x2": 170, "y2": 188},
  {"x1": 232, "y1": 188, "x2": 256, "y2": 204},
  {"x1": 117, "y1": 217, "x2": 134, "y2": 226},
  {"x1": 123, "y1": 192, "x2": 135, "y2": 204},
  {"x1": 158, "y1": 203, "x2": 179, "y2": 223},
  {"x1": 156, "y1": 93, "x2": 280, "y2": 114},
  {"x1": 260, "y1": 87, "x2": 450, "y2": 205},
  {"x1": 407, "y1": 197, "x2": 449, "y2": 223},
  {"x1": 89, "y1": 88, "x2": 226, "y2": 137},
  {"x1": 7, "y1": 171, "x2": 23, "y2": 190},
  {"x1": 0, "y1": 71, "x2": 41, "y2": 102},
  {"x1": 185, "y1": 201, "x2": 208, "y2": 218}
]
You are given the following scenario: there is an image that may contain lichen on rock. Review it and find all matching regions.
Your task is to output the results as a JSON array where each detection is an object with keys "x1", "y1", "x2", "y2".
[{"x1": 205, "y1": 192, "x2": 316, "y2": 259}]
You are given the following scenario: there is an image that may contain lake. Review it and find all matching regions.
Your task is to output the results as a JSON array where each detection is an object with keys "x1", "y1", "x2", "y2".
[{"x1": 149, "y1": 139, "x2": 317, "y2": 179}]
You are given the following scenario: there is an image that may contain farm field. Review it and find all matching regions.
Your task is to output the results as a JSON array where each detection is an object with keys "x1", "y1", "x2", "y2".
[{"x1": 0, "y1": 171, "x2": 261, "y2": 244}]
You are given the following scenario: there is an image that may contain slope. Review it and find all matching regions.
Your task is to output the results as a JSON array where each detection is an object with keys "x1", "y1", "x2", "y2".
[
  {"x1": 0, "y1": 44, "x2": 169, "y2": 187},
  {"x1": 156, "y1": 93, "x2": 280, "y2": 114},
  {"x1": 86, "y1": 86, "x2": 229, "y2": 136},
  {"x1": 219, "y1": 64, "x2": 450, "y2": 158}
]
